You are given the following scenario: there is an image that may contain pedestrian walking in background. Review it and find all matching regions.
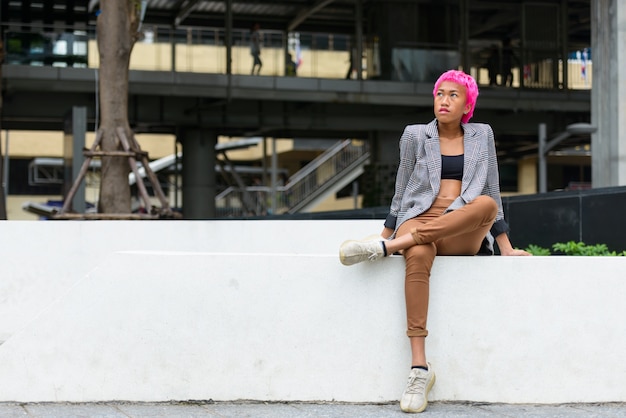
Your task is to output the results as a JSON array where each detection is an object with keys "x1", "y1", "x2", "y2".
[{"x1": 250, "y1": 23, "x2": 262, "y2": 75}]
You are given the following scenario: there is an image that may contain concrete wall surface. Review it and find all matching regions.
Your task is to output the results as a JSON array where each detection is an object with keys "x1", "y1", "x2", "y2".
[{"x1": 0, "y1": 220, "x2": 624, "y2": 404}]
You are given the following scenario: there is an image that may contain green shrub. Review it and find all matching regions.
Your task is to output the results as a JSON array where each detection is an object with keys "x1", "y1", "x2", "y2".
[
  {"x1": 524, "y1": 244, "x2": 551, "y2": 256},
  {"x1": 523, "y1": 241, "x2": 626, "y2": 256}
]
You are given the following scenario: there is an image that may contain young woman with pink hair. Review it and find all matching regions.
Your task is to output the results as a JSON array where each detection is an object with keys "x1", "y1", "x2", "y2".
[{"x1": 339, "y1": 69, "x2": 530, "y2": 413}]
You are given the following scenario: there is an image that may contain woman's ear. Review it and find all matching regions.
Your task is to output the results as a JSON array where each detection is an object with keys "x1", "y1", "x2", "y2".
[{"x1": 464, "y1": 104, "x2": 472, "y2": 115}]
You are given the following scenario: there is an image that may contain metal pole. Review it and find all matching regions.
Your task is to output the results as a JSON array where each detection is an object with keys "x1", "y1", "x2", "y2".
[
  {"x1": 3, "y1": 130, "x2": 9, "y2": 204},
  {"x1": 283, "y1": 34, "x2": 288, "y2": 76},
  {"x1": 225, "y1": 0, "x2": 233, "y2": 102},
  {"x1": 460, "y1": 0, "x2": 470, "y2": 72},
  {"x1": 539, "y1": 123, "x2": 580, "y2": 193},
  {"x1": 561, "y1": 0, "x2": 568, "y2": 89},
  {"x1": 271, "y1": 137, "x2": 277, "y2": 214},
  {"x1": 538, "y1": 123, "x2": 547, "y2": 193},
  {"x1": 225, "y1": 0, "x2": 232, "y2": 75},
  {"x1": 355, "y1": 0, "x2": 363, "y2": 80},
  {"x1": 170, "y1": 26, "x2": 176, "y2": 72},
  {"x1": 262, "y1": 137, "x2": 267, "y2": 186}
]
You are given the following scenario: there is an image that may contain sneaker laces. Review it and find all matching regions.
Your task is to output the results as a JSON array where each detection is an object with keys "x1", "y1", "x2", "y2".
[
  {"x1": 365, "y1": 244, "x2": 381, "y2": 261},
  {"x1": 405, "y1": 371, "x2": 427, "y2": 394}
]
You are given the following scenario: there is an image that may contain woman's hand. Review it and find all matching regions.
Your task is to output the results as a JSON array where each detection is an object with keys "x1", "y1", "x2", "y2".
[
  {"x1": 500, "y1": 247, "x2": 532, "y2": 256},
  {"x1": 495, "y1": 233, "x2": 532, "y2": 256}
]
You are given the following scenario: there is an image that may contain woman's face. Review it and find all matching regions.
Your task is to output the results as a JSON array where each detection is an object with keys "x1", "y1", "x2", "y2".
[{"x1": 434, "y1": 81, "x2": 471, "y2": 124}]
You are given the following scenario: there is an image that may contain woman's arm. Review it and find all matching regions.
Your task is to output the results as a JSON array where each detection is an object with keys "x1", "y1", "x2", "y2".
[{"x1": 495, "y1": 232, "x2": 531, "y2": 256}]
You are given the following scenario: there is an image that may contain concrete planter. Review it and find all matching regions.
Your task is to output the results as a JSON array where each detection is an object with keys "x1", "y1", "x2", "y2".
[{"x1": 0, "y1": 220, "x2": 624, "y2": 403}]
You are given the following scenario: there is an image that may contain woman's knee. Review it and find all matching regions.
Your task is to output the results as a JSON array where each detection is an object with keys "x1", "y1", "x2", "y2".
[
  {"x1": 403, "y1": 242, "x2": 436, "y2": 263},
  {"x1": 473, "y1": 195, "x2": 498, "y2": 216}
]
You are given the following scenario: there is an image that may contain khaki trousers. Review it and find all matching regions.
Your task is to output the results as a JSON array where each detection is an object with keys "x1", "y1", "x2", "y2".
[{"x1": 396, "y1": 195, "x2": 498, "y2": 337}]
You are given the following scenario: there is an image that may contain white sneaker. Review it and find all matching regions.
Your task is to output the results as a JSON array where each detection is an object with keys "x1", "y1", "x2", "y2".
[
  {"x1": 339, "y1": 237, "x2": 385, "y2": 266},
  {"x1": 400, "y1": 364, "x2": 436, "y2": 413}
]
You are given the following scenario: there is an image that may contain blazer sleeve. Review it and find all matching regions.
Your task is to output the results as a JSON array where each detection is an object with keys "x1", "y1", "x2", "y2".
[
  {"x1": 384, "y1": 125, "x2": 417, "y2": 229},
  {"x1": 484, "y1": 125, "x2": 510, "y2": 237}
]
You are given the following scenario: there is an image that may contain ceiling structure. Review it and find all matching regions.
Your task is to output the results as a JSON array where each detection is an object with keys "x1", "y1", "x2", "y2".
[{"x1": 3, "y1": 0, "x2": 591, "y2": 48}]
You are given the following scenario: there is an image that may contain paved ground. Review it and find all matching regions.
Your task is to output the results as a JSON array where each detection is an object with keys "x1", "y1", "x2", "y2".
[{"x1": 1, "y1": 401, "x2": 625, "y2": 417}]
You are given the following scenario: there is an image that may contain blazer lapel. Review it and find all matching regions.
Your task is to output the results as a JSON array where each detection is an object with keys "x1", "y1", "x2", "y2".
[
  {"x1": 424, "y1": 120, "x2": 441, "y2": 195},
  {"x1": 461, "y1": 124, "x2": 479, "y2": 193}
]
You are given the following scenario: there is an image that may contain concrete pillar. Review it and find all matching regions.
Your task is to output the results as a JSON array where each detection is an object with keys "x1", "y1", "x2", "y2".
[
  {"x1": 591, "y1": 0, "x2": 626, "y2": 187},
  {"x1": 181, "y1": 128, "x2": 217, "y2": 219},
  {"x1": 373, "y1": 130, "x2": 402, "y2": 165},
  {"x1": 63, "y1": 106, "x2": 86, "y2": 213}
]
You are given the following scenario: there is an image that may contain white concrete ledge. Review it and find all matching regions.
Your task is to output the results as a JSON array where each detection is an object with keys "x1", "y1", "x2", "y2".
[{"x1": 0, "y1": 221, "x2": 624, "y2": 403}]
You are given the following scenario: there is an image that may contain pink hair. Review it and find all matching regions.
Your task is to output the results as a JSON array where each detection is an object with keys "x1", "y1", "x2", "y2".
[{"x1": 432, "y1": 69, "x2": 479, "y2": 124}]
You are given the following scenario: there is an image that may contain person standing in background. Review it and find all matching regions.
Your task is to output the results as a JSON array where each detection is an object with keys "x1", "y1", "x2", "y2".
[
  {"x1": 285, "y1": 52, "x2": 297, "y2": 76},
  {"x1": 250, "y1": 23, "x2": 262, "y2": 75},
  {"x1": 501, "y1": 38, "x2": 519, "y2": 87}
]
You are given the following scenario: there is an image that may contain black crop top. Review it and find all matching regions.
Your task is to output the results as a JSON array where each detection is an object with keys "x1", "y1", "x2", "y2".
[{"x1": 441, "y1": 154, "x2": 464, "y2": 180}]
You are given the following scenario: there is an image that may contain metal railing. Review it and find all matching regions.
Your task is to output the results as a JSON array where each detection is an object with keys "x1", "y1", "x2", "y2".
[
  {"x1": 3, "y1": 25, "x2": 357, "y2": 79},
  {"x1": 3, "y1": 25, "x2": 591, "y2": 89}
]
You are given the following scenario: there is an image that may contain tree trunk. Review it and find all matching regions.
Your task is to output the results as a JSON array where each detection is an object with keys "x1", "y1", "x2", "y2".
[
  {"x1": 0, "y1": 39, "x2": 7, "y2": 220},
  {"x1": 95, "y1": 0, "x2": 140, "y2": 213}
]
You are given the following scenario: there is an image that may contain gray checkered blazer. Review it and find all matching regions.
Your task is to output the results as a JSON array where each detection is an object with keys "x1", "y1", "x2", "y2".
[{"x1": 384, "y1": 119, "x2": 510, "y2": 253}]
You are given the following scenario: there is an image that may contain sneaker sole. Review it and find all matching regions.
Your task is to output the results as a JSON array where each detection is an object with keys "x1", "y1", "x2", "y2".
[{"x1": 400, "y1": 372, "x2": 436, "y2": 413}]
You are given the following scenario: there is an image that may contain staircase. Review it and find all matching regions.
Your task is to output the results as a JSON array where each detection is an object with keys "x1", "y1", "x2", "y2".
[{"x1": 216, "y1": 139, "x2": 370, "y2": 217}]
